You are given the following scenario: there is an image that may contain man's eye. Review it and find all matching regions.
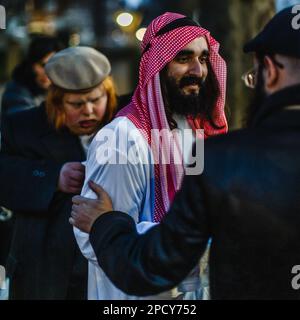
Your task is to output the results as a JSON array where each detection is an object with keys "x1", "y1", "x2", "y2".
[
  {"x1": 199, "y1": 56, "x2": 208, "y2": 64},
  {"x1": 177, "y1": 56, "x2": 189, "y2": 63}
]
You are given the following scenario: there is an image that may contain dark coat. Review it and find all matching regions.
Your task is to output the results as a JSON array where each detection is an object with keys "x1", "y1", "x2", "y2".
[
  {"x1": 0, "y1": 103, "x2": 88, "y2": 300},
  {"x1": 89, "y1": 84, "x2": 300, "y2": 300},
  {"x1": 1, "y1": 80, "x2": 40, "y2": 117}
]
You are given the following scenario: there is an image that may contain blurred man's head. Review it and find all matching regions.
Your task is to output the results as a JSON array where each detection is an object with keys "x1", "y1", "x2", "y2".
[
  {"x1": 13, "y1": 35, "x2": 62, "y2": 94},
  {"x1": 32, "y1": 51, "x2": 55, "y2": 90},
  {"x1": 45, "y1": 47, "x2": 117, "y2": 135},
  {"x1": 28, "y1": 35, "x2": 62, "y2": 90},
  {"x1": 254, "y1": 54, "x2": 300, "y2": 94},
  {"x1": 243, "y1": 6, "x2": 300, "y2": 125}
]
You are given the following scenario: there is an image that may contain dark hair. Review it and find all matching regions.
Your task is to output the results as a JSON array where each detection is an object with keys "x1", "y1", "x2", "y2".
[
  {"x1": 27, "y1": 35, "x2": 64, "y2": 64},
  {"x1": 12, "y1": 35, "x2": 64, "y2": 95},
  {"x1": 201, "y1": 61, "x2": 224, "y2": 130}
]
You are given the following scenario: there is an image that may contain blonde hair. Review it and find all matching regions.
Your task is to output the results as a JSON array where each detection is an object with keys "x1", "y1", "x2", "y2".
[{"x1": 46, "y1": 76, "x2": 117, "y2": 130}]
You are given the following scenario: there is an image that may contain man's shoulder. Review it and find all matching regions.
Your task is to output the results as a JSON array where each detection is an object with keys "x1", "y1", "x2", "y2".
[
  {"x1": 89, "y1": 116, "x2": 151, "y2": 165},
  {"x1": 102, "y1": 116, "x2": 136, "y2": 130},
  {"x1": 1, "y1": 81, "x2": 34, "y2": 114},
  {"x1": 202, "y1": 128, "x2": 263, "y2": 170},
  {"x1": 3, "y1": 80, "x2": 31, "y2": 97},
  {"x1": 94, "y1": 116, "x2": 145, "y2": 141},
  {"x1": 205, "y1": 128, "x2": 261, "y2": 151}
]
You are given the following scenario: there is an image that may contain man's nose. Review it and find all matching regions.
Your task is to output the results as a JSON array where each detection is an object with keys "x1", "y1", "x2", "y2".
[{"x1": 189, "y1": 59, "x2": 204, "y2": 77}]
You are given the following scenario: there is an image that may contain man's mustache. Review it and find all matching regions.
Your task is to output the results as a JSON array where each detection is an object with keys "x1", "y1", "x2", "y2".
[{"x1": 179, "y1": 76, "x2": 205, "y2": 88}]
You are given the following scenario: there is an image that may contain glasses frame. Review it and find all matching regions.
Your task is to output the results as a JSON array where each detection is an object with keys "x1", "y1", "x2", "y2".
[
  {"x1": 242, "y1": 55, "x2": 285, "y2": 89},
  {"x1": 241, "y1": 68, "x2": 257, "y2": 89}
]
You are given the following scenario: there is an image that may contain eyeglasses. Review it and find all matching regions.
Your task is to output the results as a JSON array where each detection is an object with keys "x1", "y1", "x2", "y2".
[
  {"x1": 241, "y1": 55, "x2": 285, "y2": 89},
  {"x1": 241, "y1": 68, "x2": 257, "y2": 89}
]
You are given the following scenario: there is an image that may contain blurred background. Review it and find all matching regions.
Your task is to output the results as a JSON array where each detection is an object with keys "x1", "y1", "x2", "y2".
[{"x1": 0, "y1": 0, "x2": 298, "y2": 128}]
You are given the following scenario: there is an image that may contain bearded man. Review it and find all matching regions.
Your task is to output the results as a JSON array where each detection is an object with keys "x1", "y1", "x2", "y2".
[{"x1": 72, "y1": 12, "x2": 227, "y2": 300}]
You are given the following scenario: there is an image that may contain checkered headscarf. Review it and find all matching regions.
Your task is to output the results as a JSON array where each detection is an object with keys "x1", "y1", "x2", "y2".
[{"x1": 117, "y1": 12, "x2": 227, "y2": 222}]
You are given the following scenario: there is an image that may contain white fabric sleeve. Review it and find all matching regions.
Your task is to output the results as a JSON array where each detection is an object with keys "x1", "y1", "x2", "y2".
[{"x1": 74, "y1": 119, "x2": 157, "y2": 265}]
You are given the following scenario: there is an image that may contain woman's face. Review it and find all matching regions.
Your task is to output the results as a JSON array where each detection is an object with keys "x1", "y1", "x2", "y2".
[{"x1": 63, "y1": 83, "x2": 108, "y2": 136}]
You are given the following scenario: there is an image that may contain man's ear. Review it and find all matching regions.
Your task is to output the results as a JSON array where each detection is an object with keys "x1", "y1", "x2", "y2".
[{"x1": 263, "y1": 56, "x2": 279, "y2": 91}]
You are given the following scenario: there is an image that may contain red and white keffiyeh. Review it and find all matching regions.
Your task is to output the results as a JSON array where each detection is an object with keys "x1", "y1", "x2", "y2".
[{"x1": 117, "y1": 12, "x2": 228, "y2": 222}]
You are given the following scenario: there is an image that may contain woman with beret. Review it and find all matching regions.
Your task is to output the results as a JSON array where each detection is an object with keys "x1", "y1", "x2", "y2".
[{"x1": 0, "y1": 47, "x2": 117, "y2": 299}]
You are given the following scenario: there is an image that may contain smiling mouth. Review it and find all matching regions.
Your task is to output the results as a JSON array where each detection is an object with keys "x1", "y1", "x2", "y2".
[
  {"x1": 183, "y1": 84, "x2": 201, "y2": 92},
  {"x1": 181, "y1": 82, "x2": 201, "y2": 89},
  {"x1": 186, "y1": 84, "x2": 199, "y2": 88}
]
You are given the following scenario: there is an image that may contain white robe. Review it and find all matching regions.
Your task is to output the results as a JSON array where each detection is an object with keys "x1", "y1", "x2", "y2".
[{"x1": 74, "y1": 116, "x2": 199, "y2": 300}]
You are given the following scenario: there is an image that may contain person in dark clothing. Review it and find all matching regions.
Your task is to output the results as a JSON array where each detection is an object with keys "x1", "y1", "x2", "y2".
[
  {"x1": 0, "y1": 35, "x2": 63, "y2": 291},
  {"x1": 0, "y1": 46, "x2": 118, "y2": 300},
  {"x1": 1, "y1": 35, "x2": 63, "y2": 120},
  {"x1": 71, "y1": 7, "x2": 300, "y2": 299}
]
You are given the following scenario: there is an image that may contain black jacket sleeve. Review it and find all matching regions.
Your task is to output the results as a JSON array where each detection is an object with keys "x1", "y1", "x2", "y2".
[
  {"x1": 0, "y1": 113, "x2": 62, "y2": 213},
  {"x1": 89, "y1": 173, "x2": 210, "y2": 296}
]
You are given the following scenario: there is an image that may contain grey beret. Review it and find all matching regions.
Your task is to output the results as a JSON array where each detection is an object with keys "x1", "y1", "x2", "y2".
[{"x1": 45, "y1": 46, "x2": 111, "y2": 90}]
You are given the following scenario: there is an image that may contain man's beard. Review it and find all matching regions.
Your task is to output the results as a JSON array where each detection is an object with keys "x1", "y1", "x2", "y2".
[
  {"x1": 164, "y1": 75, "x2": 207, "y2": 118},
  {"x1": 246, "y1": 66, "x2": 267, "y2": 127}
]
